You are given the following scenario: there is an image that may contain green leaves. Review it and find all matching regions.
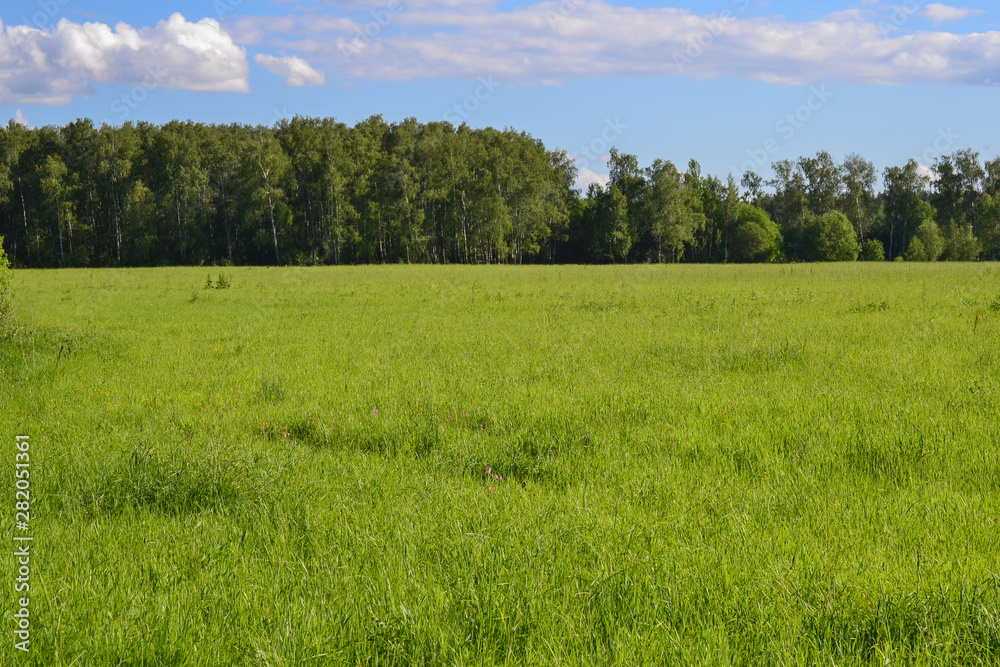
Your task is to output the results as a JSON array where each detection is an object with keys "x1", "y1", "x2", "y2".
[
  {"x1": 733, "y1": 204, "x2": 782, "y2": 263},
  {"x1": 1, "y1": 121, "x2": 998, "y2": 267},
  {"x1": 0, "y1": 235, "x2": 11, "y2": 333},
  {"x1": 806, "y1": 211, "x2": 861, "y2": 262}
]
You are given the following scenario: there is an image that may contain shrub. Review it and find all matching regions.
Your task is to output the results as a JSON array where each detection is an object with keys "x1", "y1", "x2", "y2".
[
  {"x1": 906, "y1": 237, "x2": 928, "y2": 262},
  {"x1": 732, "y1": 204, "x2": 783, "y2": 263},
  {"x1": 912, "y1": 220, "x2": 944, "y2": 261},
  {"x1": 861, "y1": 239, "x2": 886, "y2": 262},
  {"x1": 0, "y1": 237, "x2": 13, "y2": 335},
  {"x1": 942, "y1": 223, "x2": 981, "y2": 261},
  {"x1": 805, "y1": 212, "x2": 861, "y2": 261},
  {"x1": 203, "y1": 272, "x2": 232, "y2": 290}
]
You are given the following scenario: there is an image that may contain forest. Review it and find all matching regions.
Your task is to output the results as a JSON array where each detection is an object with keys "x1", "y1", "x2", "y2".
[{"x1": 0, "y1": 115, "x2": 997, "y2": 267}]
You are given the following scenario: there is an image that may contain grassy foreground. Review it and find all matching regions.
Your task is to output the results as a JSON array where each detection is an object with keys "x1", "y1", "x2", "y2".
[{"x1": 2, "y1": 263, "x2": 999, "y2": 666}]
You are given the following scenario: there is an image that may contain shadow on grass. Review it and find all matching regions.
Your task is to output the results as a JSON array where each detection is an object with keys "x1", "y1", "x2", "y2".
[
  {"x1": 84, "y1": 445, "x2": 265, "y2": 517},
  {"x1": 262, "y1": 411, "x2": 598, "y2": 489},
  {"x1": 845, "y1": 432, "x2": 932, "y2": 485},
  {"x1": 800, "y1": 580, "x2": 1000, "y2": 663}
]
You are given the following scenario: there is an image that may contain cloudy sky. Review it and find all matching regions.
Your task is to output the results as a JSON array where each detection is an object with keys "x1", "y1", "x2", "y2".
[{"x1": 1, "y1": 0, "x2": 997, "y2": 187}]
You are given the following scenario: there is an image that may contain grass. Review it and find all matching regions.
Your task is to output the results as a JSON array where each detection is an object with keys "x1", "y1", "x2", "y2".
[{"x1": 1, "y1": 263, "x2": 999, "y2": 665}]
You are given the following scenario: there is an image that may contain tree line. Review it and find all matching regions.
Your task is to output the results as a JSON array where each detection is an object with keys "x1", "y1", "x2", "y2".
[{"x1": 1, "y1": 116, "x2": 998, "y2": 267}]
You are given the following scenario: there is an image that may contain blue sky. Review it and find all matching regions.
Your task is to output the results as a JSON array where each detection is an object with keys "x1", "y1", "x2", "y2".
[{"x1": 1, "y1": 0, "x2": 998, "y2": 188}]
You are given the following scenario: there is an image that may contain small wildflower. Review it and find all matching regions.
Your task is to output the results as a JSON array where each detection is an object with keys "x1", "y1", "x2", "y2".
[{"x1": 372, "y1": 407, "x2": 379, "y2": 418}]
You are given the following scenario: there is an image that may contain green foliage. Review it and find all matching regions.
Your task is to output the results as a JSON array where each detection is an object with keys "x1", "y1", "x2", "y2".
[
  {"x1": 732, "y1": 204, "x2": 782, "y2": 263},
  {"x1": 913, "y1": 220, "x2": 945, "y2": 261},
  {"x1": 769, "y1": 160, "x2": 809, "y2": 258},
  {"x1": 203, "y1": 272, "x2": 231, "y2": 290},
  {"x1": 840, "y1": 153, "x2": 877, "y2": 241},
  {"x1": 5, "y1": 121, "x2": 1000, "y2": 267},
  {"x1": 979, "y1": 192, "x2": 1000, "y2": 260},
  {"x1": 0, "y1": 237, "x2": 11, "y2": 333},
  {"x1": 906, "y1": 219, "x2": 982, "y2": 263},
  {"x1": 878, "y1": 161, "x2": 935, "y2": 260},
  {"x1": 122, "y1": 180, "x2": 157, "y2": 265},
  {"x1": 943, "y1": 222, "x2": 982, "y2": 261},
  {"x1": 805, "y1": 211, "x2": 861, "y2": 261},
  {"x1": 906, "y1": 236, "x2": 928, "y2": 261},
  {"x1": 861, "y1": 239, "x2": 886, "y2": 261},
  {"x1": 584, "y1": 184, "x2": 632, "y2": 263},
  {"x1": 644, "y1": 159, "x2": 707, "y2": 262}
]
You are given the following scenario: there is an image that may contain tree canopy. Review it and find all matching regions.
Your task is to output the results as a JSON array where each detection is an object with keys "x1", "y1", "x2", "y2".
[{"x1": 1, "y1": 116, "x2": 997, "y2": 266}]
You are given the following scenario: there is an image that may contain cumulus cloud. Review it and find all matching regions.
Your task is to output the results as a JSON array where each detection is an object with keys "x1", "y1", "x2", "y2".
[
  {"x1": 0, "y1": 13, "x2": 250, "y2": 105},
  {"x1": 12, "y1": 110, "x2": 30, "y2": 127},
  {"x1": 916, "y1": 163, "x2": 939, "y2": 181},
  {"x1": 575, "y1": 166, "x2": 610, "y2": 192},
  {"x1": 923, "y1": 4, "x2": 984, "y2": 25},
  {"x1": 7, "y1": 2, "x2": 999, "y2": 104},
  {"x1": 231, "y1": 1, "x2": 1000, "y2": 87},
  {"x1": 254, "y1": 54, "x2": 326, "y2": 85}
]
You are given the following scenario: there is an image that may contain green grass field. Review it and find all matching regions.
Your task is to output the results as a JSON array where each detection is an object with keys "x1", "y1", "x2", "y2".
[{"x1": 2, "y1": 264, "x2": 999, "y2": 665}]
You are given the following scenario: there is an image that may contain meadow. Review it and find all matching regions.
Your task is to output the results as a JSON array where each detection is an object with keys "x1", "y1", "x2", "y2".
[{"x1": 1, "y1": 263, "x2": 999, "y2": 666}]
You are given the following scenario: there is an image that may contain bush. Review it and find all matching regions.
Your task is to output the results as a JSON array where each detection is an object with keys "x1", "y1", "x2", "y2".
[
  {"x1": 913, "y1": 221, "x2": 944, "y2": 261},
  {"x1": 942, "y1": 223, "x2": 981, "y2": 261},
  {"x1": 203, "y1": 272, "x2": 232, "y2": 290},
  {"x1": 0, "y1": 238, "x2": 13, "y2": 335},
  {"x1": 806, "y1": 212, "x2": 861, "y2": 261},
  {"x1": 906, "y1": 237, "x2": 928, "y2": 262},
  {"x1": 861, "y1": 240, "x2": 886, "y2": 262},
  {"x1": 732, "y1": 204, "x2": 783, "y2": 263}
]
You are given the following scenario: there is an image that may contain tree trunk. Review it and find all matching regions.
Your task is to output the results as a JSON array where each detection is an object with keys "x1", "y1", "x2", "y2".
[
  {"x1": 268, "y1": 188, "x2": 280, "y2": 265},
  {"x1": 175, "y1": 192, "x2": 186, "y2": 265},
  {"x1": 112, "y1": 176, "x2": 122, "y2": 264},
  {"x1": 19, "y1": 177, "x2": 29, "y2": 268},
  {"x1": 56, "y1": 208, "x2": 65, "y2": 268}
]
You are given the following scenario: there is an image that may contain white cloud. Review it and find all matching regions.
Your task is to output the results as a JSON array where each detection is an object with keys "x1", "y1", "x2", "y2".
[
  {"x1": 228, "y1": 1, "x2": 1000, "y2": 87},
  {"x1": 7, "y1": 2, "x2": 997, "y2": 105},
  {"x1": 575, "y1": 166, "x2": 610, "y2": 192},
  {"x1": 916, "y1": 163, "x2": 939, "y2": 181},
  {"x1": 254, "y1": 53, "x2": 325, "y2": 86},
  {"x1": 12, "y1": 110, "x2": 29, "y2": 127},
  {"x1": 0, "y1": 13, "x2": 250, "y2": 105},
  {"x1": 923, "y1": 4, "x2": 984, "y2": 25}
]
